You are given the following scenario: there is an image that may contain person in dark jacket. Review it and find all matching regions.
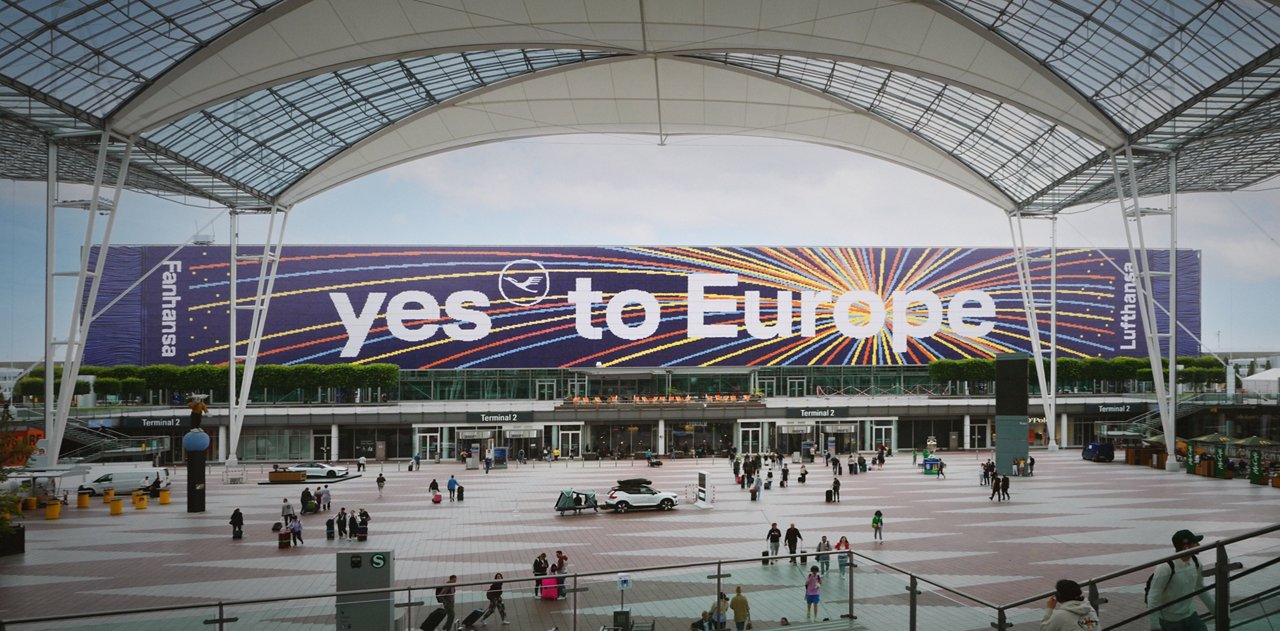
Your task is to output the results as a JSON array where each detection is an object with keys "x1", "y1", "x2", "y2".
[
  {"x1": 831, "y1": 476, "x2": 841, "y2": 503},
  {"x1": 347, "y1": 510, "x2": 359, "y2": 540},
  {"x1": 784, "y1": 523, "x2": 804, "y2": 562},
  {"x1": 532, "y1": 552, "x2": 549, "y2": 596},
  {"x1": 765, "y1": 523, "x2": 782, "y2": 563},
  {"x1": 1000, "y1": 474, "x2": 1011, "y2": 500},
  {"x1": 229, "y1": 508, "x2": 244, "y2": 538},
  {"x1": 336, "y1": 508, "x2": 349, "y2": 538},
  {"x1": 435, "y1": 575, "x2": 457, "y2": 631},
  {"x1": 480, "y1": 572, "x2": 509, "y2": 625}
]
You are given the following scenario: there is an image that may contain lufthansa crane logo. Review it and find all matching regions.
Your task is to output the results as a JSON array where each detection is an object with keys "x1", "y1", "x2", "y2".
[{"x1": 498, "y1": 259, "x2": 551, "y2": 307}]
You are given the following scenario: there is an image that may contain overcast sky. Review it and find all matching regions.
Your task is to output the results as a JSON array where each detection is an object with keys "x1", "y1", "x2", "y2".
[{"x1": 2, "y1": 135, "x2": 1277, "y2": 362}]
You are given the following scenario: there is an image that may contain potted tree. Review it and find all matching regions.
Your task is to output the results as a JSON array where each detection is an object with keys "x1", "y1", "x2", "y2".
[{"x1": 0, "y1": 403, "x2": 35, "y2": 556}]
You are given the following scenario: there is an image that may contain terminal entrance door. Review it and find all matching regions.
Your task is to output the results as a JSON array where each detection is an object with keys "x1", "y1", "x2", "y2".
[
  {"x1": 421, "y1": 431, "x2": 441, "y2": 461},
  {"x1": 312, "y1": 433, "x2": 332, "y2": 462},
  {"x1": 740, "y1": 427, "x2": 761, "y2": 454},
  {"x1": 872, "y1": 424, "x2": 894, "y2": 453},
  {"x1": 558, "y1": 430, "x2": 580, "y2": 459}
]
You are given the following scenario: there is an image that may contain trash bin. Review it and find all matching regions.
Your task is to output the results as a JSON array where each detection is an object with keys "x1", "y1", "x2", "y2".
[
  {"x1": 110, "y1": 498, "x2": 124, "y2": 515},
  {"x1": 158, "y1": 489, "x2": 171, "y2": 505},
  {"x1": 77, "y1": 490, "x2": 91, "y2": 509},
  {"x1": 44, "y1": 502, "x2": 62, "y2": 520},
  {"x1": 22, "y1": 497, "x2": 36, "y2": 511},
  {"x1": 278, "y1": 530, "x2": 291, "y2": 549}
]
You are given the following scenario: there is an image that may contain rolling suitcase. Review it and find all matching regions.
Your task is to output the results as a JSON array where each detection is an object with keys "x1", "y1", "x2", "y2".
[
  {"x1": 798, "y1": 473, "x2": 806, "y2": 484},
  {"x1": 232, "y1": 530, "x2": 243, "y2": 540},
  {"x1": 419, "y1": 607, "x2": 447, "y2": 631},
  {"x1": 761, "y1": 550, "x2": 770, "y2": 566},
  {"x1": 432, "y1": 492, "x2": 442, "y2": 504},
  {"x1": 457, "y1": 485, "x2": 465, "y2": 502},
  {"x1": 540, "y1": 577, "x2": 560, "y2": 600},
  {"x1": 825, "y1": 489, "x2": 834, "y2": 503},
  {"x1": 800, "y1": 549, "x2": 808, "y2": 565},
  {"x1": 460, "y1": 608, "x2": 485, "y2": 629}
]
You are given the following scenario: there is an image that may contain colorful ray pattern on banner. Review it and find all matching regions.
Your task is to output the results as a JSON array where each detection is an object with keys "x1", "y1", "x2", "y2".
[{"x1": 83, "y1": 246, "x2": 1200, "y2": 368}]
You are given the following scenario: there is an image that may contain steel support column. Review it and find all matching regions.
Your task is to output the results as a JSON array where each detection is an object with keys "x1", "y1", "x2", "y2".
[
  {"x1": 225, "y1": 206, "x2": 289, "y2": 466},
  {"x1": 48, "y1": 130, "x2": 135, "y2": 465},
  {"x1": 1110, "y1": 146, "x2": 1179, "y2": 469},
  {"x1": 1007, "y1": 214, "x2": 1055, "y2": 448}
]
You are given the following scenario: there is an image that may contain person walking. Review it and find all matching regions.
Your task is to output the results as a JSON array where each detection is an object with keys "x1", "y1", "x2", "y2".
[
  {"x1": 376, "y1": 473, "x2": 386, "y2": 497},
  {"x1": 831, "y1": 476, "x2": 841, "y2": 503},
  {"x1": 532, "y1": 552, "x2": 549, "y2": 596},
  {"x1": 815, "y1": 536, "x2": 832, "y2": 574},
  {"x1": 937, "y1": 459, "x2": 946, "y2": 479},
  {"x1": 281, "y1": 498, "x2": 295, "y2": 525},
  {"x1": 729, "y1": 587, "x2": 751, "y2": 631},
  {"x1": 347, "y1": 510, "x2": 358, "y2": 540},
  {"x1": 413, "y1": 453, "x2": 421, "y2": 471},
  {"x1": 319, "y1": 485, "x2": 331, "y2": 511},
  {"x1": 554, "y1": 550, "x2": 569, "y2": 599},
  {"x1": 229, "y1": 508, "x2": 244, "y2": 538},
  {"x1": 872, "y1": 510, "x2": 884, "y2": 542},
  {"x1": 480, "y1": 572, "x2": 510, "y2": 625},
  {"x1": 765, "y1": 522, "x2": 782, "y2": 563},
  {"x1": 1000, "y1": 474, "x2": 1011, "y2": 501},
  {"x1": 710, "y1": 592, "x2": 730, "y2": 630},
  {"x1": 990, "y1": 475, "x2": 1001, "y2": 501},
  {"x1": 1028, "y1": 455, "x2": 1036, "y2": 476},
  {"x1": 336, "y1": 508, "x2": 348, "y2": 539},
  {"x1": 1147, "y1": 529, "x2": 1214, "y2": 631},
  {"x1": 447, "y1": 475, "x2": 458, "y2": 501},
  {"x1": 1041, "y1": 579, "x2": 1099, "y2": 631},
  {"x1": 752, "y1": 475, "x2": 763, "y2": 501},
  {"x1": 435, "y1": 575, "x2": 457, "y2": 631},
  {"x1": 834, "y1": 536, "x2": 852, "y2": 577},
  {"x1": 784, "y1": 523, "x2": 804, "y2": 563},
  {"x1": 804, "y1": 565, "x2": 822, "y2": 622},
  {"x1": 484, "y1": 456, "x2": 492, "y2": 474},
  {"x1": 288, "y1": 518, "x2": 303, "y2": 545},
  {"x1": 781, "y1": 462, "x2": 789, "y2": 487}
]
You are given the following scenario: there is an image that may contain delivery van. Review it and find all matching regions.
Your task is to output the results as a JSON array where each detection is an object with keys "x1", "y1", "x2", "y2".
[
  {"x1": 78, "y1": 468, "x2": 171, "y2": 495},
  {"x1": 1081, "y1": 442, "x2": 1115, "y2": 463}
]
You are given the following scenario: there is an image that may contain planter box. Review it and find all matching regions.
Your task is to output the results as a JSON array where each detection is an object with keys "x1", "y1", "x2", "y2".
[
  {"x1": 0, "y1": 524, "x2": 25, "y2": 557},
  {"x1": 268, "y1": 471, "x2": 307, "y2": 483}
]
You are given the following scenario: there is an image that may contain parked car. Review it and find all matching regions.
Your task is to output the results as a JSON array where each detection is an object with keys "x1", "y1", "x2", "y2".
[
  {"x1": 1082, "y1": 442, "x2": 1115, "y2": 463},
  {"x1": 605, "y1": 478, "x2": 678, "y2": 512},
  {"x1": 78, "y1": 468, "x2": 171, "y2": 496},
  {"x1": 286, "y1": 462, "x2": 350, "y2": 478}
]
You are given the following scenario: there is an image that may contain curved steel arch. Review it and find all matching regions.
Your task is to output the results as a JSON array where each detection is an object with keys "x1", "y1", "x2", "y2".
[{"x1": 276, "y1": 55, "x2": 1015, "y2": 209}]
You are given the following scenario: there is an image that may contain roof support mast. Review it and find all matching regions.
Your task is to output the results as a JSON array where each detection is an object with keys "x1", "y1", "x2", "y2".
[
  {"x1": 1007, "y1": 213, "x2": 1057, "y2": 450},
  {"x1": 225, "y1": 204, "x2": 290, "y2": 467},
  {"x1": 45, "y1": 129, "x2": 135, "y2": 465},
  {"x1": 1111, "y1": 145, "x2": 1179, "y2": 469}
]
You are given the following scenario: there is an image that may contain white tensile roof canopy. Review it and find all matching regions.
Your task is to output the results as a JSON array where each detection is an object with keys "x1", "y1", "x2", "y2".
[{"x1": 1, "y1": 0, "x2": 1278, "y2": 212}]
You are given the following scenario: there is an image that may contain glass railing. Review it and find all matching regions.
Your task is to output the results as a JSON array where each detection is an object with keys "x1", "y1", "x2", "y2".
[{"x1": 4, "y1": 524, "x2": 1277, "y2": 630}]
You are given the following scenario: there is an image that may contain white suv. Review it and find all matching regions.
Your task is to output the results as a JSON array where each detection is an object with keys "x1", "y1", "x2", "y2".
[{"x1": 605, "y1": 478, "x2": 679, "y2": 512}]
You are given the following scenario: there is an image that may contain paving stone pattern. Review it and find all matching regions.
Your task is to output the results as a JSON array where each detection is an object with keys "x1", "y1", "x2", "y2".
[{"x1": 1, "y1": 450, "x2": 1277, "y2": 630}]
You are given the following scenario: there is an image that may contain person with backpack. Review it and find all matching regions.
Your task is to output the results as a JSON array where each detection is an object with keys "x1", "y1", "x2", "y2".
[
  {"x1": 1040, "y1": 579, "x2": 1099, "y2": 631},
  {"x1": 1147, "y1": 529, "x2": 1214, "y2": 631},
  {"x1": 434, "y1": 575, "x2": 457, "y2": 631}
]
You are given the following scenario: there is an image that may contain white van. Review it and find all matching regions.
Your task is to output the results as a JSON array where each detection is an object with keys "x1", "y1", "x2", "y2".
[{"x1": 78, "y1": 468, "x2": 171, "y2": 495}]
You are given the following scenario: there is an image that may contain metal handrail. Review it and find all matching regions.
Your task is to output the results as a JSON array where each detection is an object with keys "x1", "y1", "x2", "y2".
[{"x1": 2, "y1": 523, "x2": 1276, "y2": 629}]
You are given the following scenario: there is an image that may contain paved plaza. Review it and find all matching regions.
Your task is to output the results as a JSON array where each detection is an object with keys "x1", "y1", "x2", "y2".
[{"x1": 1, "y1": 450, "x2": 1278, "y2": 630}]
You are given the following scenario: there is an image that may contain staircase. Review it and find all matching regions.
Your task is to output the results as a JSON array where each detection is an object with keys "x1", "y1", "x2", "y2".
[
  {"x1": 23, "y1": 414, "x2": 169, "y2": 463},
  {"x1": 1125, "y1": 394, "x2": 1212, "y2": 437}
]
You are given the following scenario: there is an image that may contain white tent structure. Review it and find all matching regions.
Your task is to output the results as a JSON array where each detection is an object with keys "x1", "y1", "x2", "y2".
[
  {"x1": 1241, "y1": 368, "x2": 1280, "y2": 396},
  {"x1": 4, "y1": 1, "x2": 1279, "y2": 467}
]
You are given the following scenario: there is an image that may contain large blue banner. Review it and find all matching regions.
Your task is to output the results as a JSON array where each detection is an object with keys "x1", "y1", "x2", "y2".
[{"x1": 84, "y1": 246, "x2": 1200, "y2": 368}]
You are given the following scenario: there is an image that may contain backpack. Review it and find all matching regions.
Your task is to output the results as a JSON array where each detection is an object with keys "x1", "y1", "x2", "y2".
[{"x1": 1145, "y1": 557, "x2": 1200, "y2": 603}]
